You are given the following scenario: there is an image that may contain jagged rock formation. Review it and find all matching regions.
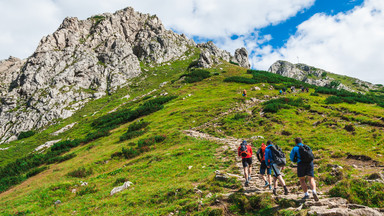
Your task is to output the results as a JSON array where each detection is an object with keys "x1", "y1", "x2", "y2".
[
  {"x1": 268, "y1": 60, "x2": 377, "y2": 91},
  {"x1": 0, "y1": 7, "x2": 251, "y2": 143},
  {"x1": 196, "y1": 41, "x2": 250, "y2": 69}
]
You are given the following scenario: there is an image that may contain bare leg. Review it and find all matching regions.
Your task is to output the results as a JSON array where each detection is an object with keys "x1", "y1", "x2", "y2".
[
  {"x1": 308, "y1": 176, "x2": 316, "y2": 192},
  {"x1": 277, "y1": 175, "x2": 286, "y2": 186},
  {"x1": 267, "y1": 174, "x2": 272, "y2": 184},
  {"x1": 248, "y1": 164, "x2": 252, "y2": 178},
  {"x1": 273, "y1": 177, "x2": 278, "y2": 188},
  {"x1": 243, "y1": 167, "x2": 248, "y2": 181},
  {"x1": 261, "y1": 174, "x2": 267, "y2": 182},
  {"x1": 299, "y1": 177, "x2": 308, "y2": 193}
]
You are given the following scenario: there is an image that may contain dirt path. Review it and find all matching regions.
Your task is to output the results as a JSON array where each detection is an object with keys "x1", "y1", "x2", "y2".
[{"x1": 183, "y1": 129, "x2": 384, "y2": 215}]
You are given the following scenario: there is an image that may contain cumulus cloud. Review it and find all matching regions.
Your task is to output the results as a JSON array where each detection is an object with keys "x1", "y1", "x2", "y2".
[
  {"x1": 0, "y1": 0, "x2": 314, "y2": 59},
  {"x1": 253, "y1": 0, "x2": 384, "y2": 84}
]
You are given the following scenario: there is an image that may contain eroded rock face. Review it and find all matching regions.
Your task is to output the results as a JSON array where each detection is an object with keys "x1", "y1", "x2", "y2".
[
  {"x1": 268, "y1": 60, "x2": 376, "y2": 91},
  {"x1": 196, "y1": 42, "x2": 250, "y2": 68},
  {"x1": 0, "y1": 7, "x2": 251, "y2": 143},
  {"x1": 0, "y1": 7, "x2": 196, "y2": 143}
]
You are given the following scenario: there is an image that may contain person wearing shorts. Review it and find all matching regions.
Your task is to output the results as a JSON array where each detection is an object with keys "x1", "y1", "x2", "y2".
[
  {"x1": 264, "y1": 141, "x2": 289, "y2": 196},
  {"x1": 257, "y1": 143, "x2": 272, "y2": 190},
  {"x1": 238, "y1": 140, "x2": 253, "y2": 187},
  {"x1": 290, "y1": 137, "x2": 319, "y2": 201}
]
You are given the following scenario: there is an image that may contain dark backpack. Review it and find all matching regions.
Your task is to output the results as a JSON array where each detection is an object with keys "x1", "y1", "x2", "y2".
[
  {"x1": 256, "y1": 148, "x2": 262, "y2": 162},
  {"x1": 298, "y1": 144, "x2": 314, "y2": 163},
  {"x1": 270, "y1": 145, "x2": 286, "y2": 166},
  {"x1": 240, "y1": 144, "x2": 250, "y2": 157}
]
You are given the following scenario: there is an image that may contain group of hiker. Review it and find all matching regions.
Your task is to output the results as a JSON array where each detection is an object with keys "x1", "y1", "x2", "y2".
[
  {"x1": 279, "y1": 86, "x2": 309, "y2": 95},
  {"x1": 238, "y1": 138, "x2": 319, "y2": 201}
]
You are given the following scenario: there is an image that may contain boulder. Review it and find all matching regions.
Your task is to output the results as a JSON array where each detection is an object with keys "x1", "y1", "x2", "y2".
[{"x1": 110, "y1": 181, "x2": 133, "y2": 196}]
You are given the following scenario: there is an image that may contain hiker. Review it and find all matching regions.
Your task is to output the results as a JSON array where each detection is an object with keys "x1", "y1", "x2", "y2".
[
  {"x1": 238, "y1": 140, "x2": 253, "y2": 186},
  {"x1": 279, "y1": 89, "x2": 283, "y2": 95},
  {"x1": 242, "y1": 89, "x2": 247, "y2": 97},
  {"x1": 305, "y1": 87, "x2": 309, "y2": 93},
  {"x1": 290, "y1": 137, "x2": 319, "y2": 201},
  {"x1": 282, "y1": 87, "x2": 287, "y2": 95},
  {"x1": 290, "y1": 86, "x2": 295, "y2": 93},
  {"x1": 265, "y1": 141, "x2": 289, "y2": 195},
  {"x1": 256, "y1": 143, "x2": 272, "y2": 190},
  {"x1": 301, "y1": 86, "x2": 305, "y2": 92}
]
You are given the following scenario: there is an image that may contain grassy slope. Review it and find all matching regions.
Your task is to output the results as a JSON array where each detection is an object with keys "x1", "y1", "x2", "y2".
[{"x1": 1, "y1": 55, "x2": 384, "y2": 215}]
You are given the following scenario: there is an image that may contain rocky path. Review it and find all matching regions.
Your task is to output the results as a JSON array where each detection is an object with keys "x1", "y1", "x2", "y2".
[{"x1": 183, "y1": 129, "x2": 384, "y2": 216}]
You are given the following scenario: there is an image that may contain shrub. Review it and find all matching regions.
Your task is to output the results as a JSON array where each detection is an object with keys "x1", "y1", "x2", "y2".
[
  {"x1": 120, "y1": 121, "x2": 149, "y2": 142},
  {"x1": 262, "y1": 98, "x2": 310, "y2": 113},
  {"x1": 112, "y1": 135, "x2": 166, "y2": 159},
  {"x1": 344, "y1": 124, "x2": 355, "y2": 132},
  {"x1": 328, "y1": 80, "x2": 341, "y2": 89},
  {"x1": 77, "y1": 185, "x2": 98, "y2": 196},
  {"x1": 46, "y1": 153, "x2": 76, "y2": 164},
  {"x1": 182, "y1": 69, "x2": 211, "y2": 83},
  {"x1": 229, "y1": 61, "x2": 239, "y2": 66},
  {"x1": 17, "y1": 131, "x2": 35, "y2": 140},
  {"x1": 67, "y1": 167, "x2": 93, "y2": 178},
  {"x1": 232, "y1": 113, "x2": 249, "y2": 120},
  {"x1": 321, "y1": 72, "x2": 327, "y2": 78},
  {"x1": 224, "y1": 76, "x2": 256, "y2": 84},
  {"x1": 310, "y1": 93, "x2": 319, "y2": 96},
  {"x1": 329, "y1": 179, "x2": 384, "y2": 208},
  {"x1": 325, "y1": 96, "x2": 344, "y2": 104},
  {"x1": 187, "y1": 60, "x2": 199, "y2": 69},
  {"x1": 25, "y1": 166, "x2": 49, "y2": 178}
]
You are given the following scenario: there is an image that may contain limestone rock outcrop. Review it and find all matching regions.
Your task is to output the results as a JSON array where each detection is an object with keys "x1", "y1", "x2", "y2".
[
  {"x1": 268, "y1": 60, "x2": 376, "y2": 92},
  {"x1": 196, "y1": 42, "x2": 250, "y2": 69},
  {"x1": 0, "y1": 7, "x2": 251, "y2": 143}
]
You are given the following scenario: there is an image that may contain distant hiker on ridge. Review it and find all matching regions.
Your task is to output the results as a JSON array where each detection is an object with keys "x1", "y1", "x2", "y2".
[
  {"x1": 290, "y1": 137, "x2": 319, "y2": 201},
  {"x1": 265, "y1": 141, "x2": 289, "y2": 195},
  {"x1": 238, "y1": 140, "x2": 252, "y2": 187},
  {"x1": 242, "y1": 89, "x2": 247, "y2": 97},
  {"x1": 256, "y1": 143, "x2": 272, "y2": 190}
]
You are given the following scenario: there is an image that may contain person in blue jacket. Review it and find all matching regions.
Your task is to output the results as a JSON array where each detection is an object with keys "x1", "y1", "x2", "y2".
[
  {"x1": 290, "y1": 137, "x2": 319, "y2": 201},
  {"x1": 265, "y1": 140, "x2": 289, "y2": 196}
]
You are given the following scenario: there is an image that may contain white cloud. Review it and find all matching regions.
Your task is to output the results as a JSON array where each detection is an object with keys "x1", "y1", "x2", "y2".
[
  {"x1": 253, "y1": 0, "x2": 384, "y2": 84},
  {"x1": 0, "y1": 0, "x2": 314, "y2": 59}
]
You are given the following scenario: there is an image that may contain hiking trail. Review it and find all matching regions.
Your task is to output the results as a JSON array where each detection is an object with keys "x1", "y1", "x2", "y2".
[{"x1": 183, "y1": 129, "x2": 384, "y2": 215}]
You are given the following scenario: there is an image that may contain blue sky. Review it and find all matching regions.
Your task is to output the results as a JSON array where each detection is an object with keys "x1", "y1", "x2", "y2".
[
  {"x1": 256, "y1": 0, "x2": 365, "y2": 52},
  {"x1": 0, "y1": 0, "x2": 383, "y2": 83}
]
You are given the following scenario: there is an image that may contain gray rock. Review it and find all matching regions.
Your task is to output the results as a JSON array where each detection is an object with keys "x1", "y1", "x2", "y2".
[
  {"x1": 110, "y1": 181, "x2": 133, "y2": 196},
  {"x1": 54, "y1": 200, "x2": 61, "y2": 205},
  {"x1": 268, "y1": 60, "x2": 376, "y2": 92}
]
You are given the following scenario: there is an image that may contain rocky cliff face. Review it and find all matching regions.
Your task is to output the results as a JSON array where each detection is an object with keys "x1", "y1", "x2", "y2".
[
  {"x1": 268, "y1": 60, "x2": 376, "y2": 91},
  {"x1": 0, "y1": 7, "x2": 250, "y2": 143},
  {"x1": 196, "y1": 41, "x2": 250, "y2": 69}
]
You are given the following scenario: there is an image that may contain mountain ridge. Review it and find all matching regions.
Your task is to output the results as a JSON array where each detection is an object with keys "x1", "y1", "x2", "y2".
[{"x1": 0, "y1": 7, "x2": 250, "y2": 143}]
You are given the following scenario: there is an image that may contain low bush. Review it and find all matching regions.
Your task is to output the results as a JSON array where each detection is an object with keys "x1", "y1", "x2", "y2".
[
  {"x1": 329, "y1": 179, "x2": 384, "y2": 208},
  {"x1": 46, "y1": 153, "x2": 77, "y2": 164},
  {"x1": 17, "y1": 130, "x2": 36, "y2": 140},
  {"x1": 77, "y1": 185, "x2": 98, "y2": 196},
  {"x1": 120, "y1": 121, "x2": 150, "y2": 142},
  {"x1": 182, "y1": 69, "x2": 211, "y2": 83},
  {"x1": 263, "y1": 98, "x2": 310, "y2": 113},
  {"x1": 229, "y1": 61, "x2": 239, "y2": 66},
  {"x1": 228, "y1": 192, "x2": 275, "y2": 214},
  {"x1": 224, "y1": 76, "x2": 256, "y2": 84},
  {"x1": 25, "y1": 166, "x2": 49, "y2": 178},
  {"x1": 113, "y1": 177, "x2": 128, "y2": 186},
  {"x1": 112, "y1": 135, "x2": 167, "y2": 160},
  {"x1": 67, "y1": 167, "x2": 93, "y2": 178}
]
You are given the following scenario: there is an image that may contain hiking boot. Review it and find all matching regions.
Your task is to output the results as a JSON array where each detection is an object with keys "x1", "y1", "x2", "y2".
[
  {"x1": 313, "y1": 192, "x2": 319, "y2": 201},
  {"x1": 273, "y1": 188, "x2": 277, "y2": 196},
  {"x1": 244, "y1": 181, "x2": 249, "y2": 187},
  {"x1": 284, "y1": 186, "x2": 289, "y2": 195},
  {"x1": 302, "y1": 194, "x2": 309, "y2": 200},
  {"x1": 269, "y1": 185, "x2": 272, "y2": 190},
  {"x1": 263, "y1": 182, "x2": 269, "y2": 188},
  {"x1": 248, "y1": 176, "x2": 252, "y2": 181}
]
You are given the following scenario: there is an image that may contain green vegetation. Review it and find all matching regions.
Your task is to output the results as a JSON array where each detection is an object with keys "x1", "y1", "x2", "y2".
[
  {"x1": 329, "y1": 178, "x2": 384, "y2": 207},
  {"x1": 17, "y1": 131, "x2": 36, "y2": 140},
  {"x1": 263, "y1": 98, "x2": 310, "y2": 113},
  {"x1": 181, "y1": 69, "x2": 211, "y2": 83},
  {"x1": 1, "y1": 54, "x2": 384, "y2": 214}
]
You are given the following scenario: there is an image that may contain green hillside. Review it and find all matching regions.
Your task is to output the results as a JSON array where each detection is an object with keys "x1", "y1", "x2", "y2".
[{"x1": 1, "y1": 54, "x2": 384, "y2": 215}]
